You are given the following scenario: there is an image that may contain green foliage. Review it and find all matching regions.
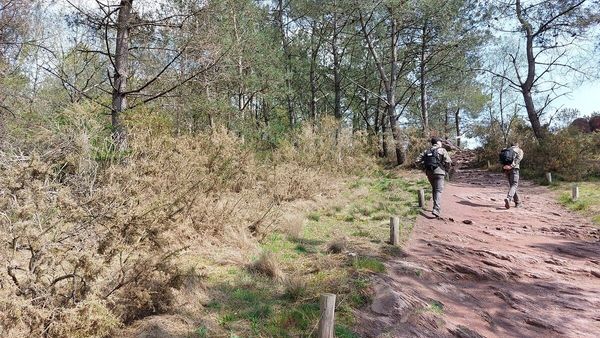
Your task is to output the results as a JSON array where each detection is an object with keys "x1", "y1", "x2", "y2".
[
  {"x1": 195, "y1": 326, "x2": 209, "y2": 337},
  {"x1": 475, "y1": 118, "x2": 600, "y2": 180},
  {"x1": 352, "y1": 257, "x2": 386, "y2": 273},
  {"x1": 335, "y1": 324, "x2": 361, "y2": 338}
]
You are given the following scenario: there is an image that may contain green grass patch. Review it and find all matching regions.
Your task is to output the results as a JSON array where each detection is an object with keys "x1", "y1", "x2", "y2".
[
  {"x1": 352, "y1": 257, "x2": 386, "y2": 273},
  {"x1": 307, "y1": 212, "x2": 321, "y2": 221},
  {"x1": 424, "y1": 300, "x2": 444, "y2": 315},
  {"x1": 335, "y1": 324, "x2": 360, "y2": 338},
  {"x1": 555, "y1": 182, "x2": 600, "y2": 225},
  {"x1": 195, "y1": 326, "x2": 208, "y2": 337},
  {"x1": 370, "y1": 213, "x2": 387, "y2": 221},
  {"x1": 351, "y1": 229, "x2": 370, "y2": 238},
  {"x1": 198, "y1": 171, "x2": 422, "y2": 336}
]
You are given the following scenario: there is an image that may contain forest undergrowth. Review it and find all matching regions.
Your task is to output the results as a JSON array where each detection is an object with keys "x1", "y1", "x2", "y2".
[{"x1": 0, "y1": 107, "x2": 423, "y2": 337}]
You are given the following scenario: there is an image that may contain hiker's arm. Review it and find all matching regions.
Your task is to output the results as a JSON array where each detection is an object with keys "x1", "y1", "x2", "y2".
[
  {"x1": 512, "y1": 149, "x2": 523, "y2": 168},
  {"x1": 442, "y1": 149, "x2": 452, "y2": 170},
  {"x1": 415, "y1": 152, "x2": 424, "y2": 166}
]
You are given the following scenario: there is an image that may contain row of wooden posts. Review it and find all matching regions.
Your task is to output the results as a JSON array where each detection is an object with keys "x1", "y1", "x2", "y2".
[
  {"x1": 316, "y1": 190, "x2": 425, "y2": 337},
  {"x1": 539, "y1": 173, "x2": 580, "y2": 201},
  {"x1": 317, "y1": 178, "x2": 579, "y2": 337}
]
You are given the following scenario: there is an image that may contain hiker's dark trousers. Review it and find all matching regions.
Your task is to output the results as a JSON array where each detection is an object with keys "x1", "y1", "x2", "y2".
[
  {"x1": 506, "y1": 169, "x2": 520, "y2": 203},
  {"x1": 426, "y1": 173, "x2": 445, "y2": 214}
]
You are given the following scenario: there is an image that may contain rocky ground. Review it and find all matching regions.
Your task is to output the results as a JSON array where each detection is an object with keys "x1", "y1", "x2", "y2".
[{"x1": 356, "y1": 168, "x2": 600, "y2": 338}]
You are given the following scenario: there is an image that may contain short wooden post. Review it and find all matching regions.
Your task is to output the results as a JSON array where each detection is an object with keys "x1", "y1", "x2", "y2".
[
  {"x1": 546, "y1": 172, "x2": 552, "y2": 184},
  {"x1": 418, "y1": 189, "x2": 425, "y2": 208},
  {"x1": 487, "y1": 160, "x2": 491, "y2": 169},
  {"x1": 390, "y1": 217, "x2": 400, "y2": 246},
  {"x1": 318, "y1": 293, "x2": 336, "y2": 338},
  {"x1": 572, "y1": 185, "x2": 579, "y2": 201}
]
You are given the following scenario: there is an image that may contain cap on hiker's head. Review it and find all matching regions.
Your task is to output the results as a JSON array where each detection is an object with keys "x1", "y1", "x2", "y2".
[{"x1": 431, "y1": 137, "x2": 442, "y2": 145}]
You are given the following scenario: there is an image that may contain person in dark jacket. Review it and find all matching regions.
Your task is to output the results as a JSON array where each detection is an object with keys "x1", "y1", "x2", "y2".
[
  {"x1": 416, "y1": 137, "x2": 452, "y2": 218},
  {"x1": 502, "y1": 142, "x2": 524, "y2": 209}
]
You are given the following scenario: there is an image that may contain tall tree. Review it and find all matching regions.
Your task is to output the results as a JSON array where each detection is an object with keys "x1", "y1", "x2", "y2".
[
  {"x1": 61, "y1": 0, "x2": 218, "y2": 147},
  {"x1": 359, "y1": 3, "x2": 415, "y2": 165},
  {"x1": 488, "y1": 0, "x2": 599, "y2": 140}
]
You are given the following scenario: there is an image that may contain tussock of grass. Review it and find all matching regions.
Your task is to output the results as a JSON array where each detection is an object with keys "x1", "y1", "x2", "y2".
[
  {"x1": 326, "y1": 237, "x2": 348, "y2": 254},
  {"x1": 248, "y1": 252, "x2": 283, "y2": 280},
  {"x1": 283, "y1": 276, "x2": 307, "y2": 301}
]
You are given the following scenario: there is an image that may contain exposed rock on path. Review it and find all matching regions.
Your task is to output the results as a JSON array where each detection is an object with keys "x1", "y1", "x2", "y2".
[{"x1": 357, "y1": 169, "x2": 600, "y2": 337}]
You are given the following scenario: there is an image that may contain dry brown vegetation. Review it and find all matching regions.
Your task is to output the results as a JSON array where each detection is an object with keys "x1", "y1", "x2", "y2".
[{"x1": 0, "y1": 108, "x2": 375, "y2": 337}]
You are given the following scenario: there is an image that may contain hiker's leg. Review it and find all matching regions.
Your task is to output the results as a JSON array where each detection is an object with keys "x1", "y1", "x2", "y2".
[
  {"x1": 507, "y1": 170, "x2": 518, "y2": 201},
  {"x1": 512, "y1": 169, "x2": 520, "y2": 204},
  {"x1": 426, "y1": 172, "x2": 436, "y2": 212},
  {"x1": 432, "y1": 175, "x2": 444, "y2": 215}
]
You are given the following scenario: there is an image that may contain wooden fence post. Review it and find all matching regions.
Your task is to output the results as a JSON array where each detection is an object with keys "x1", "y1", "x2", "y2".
[
  {"x1": 546, "y1": 172, "x2": 552, "y2": 184},
  {"x1": 418, "y1": 189, "x2": 425, "y2": 208},
  {"x1": 318, "y1": 293, "x2": 336, "y2": 338},
  {"x1": 572, "y1": 185, "x2": 579, "y2": 201},
  {"x1": 390, "y1": 217, "x2": 400, "y2": 246}
]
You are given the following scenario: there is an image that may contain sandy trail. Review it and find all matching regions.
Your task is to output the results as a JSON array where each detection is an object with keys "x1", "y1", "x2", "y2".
[{"x1": 357, "y1": 169, "x2": 600, "y2": 338}]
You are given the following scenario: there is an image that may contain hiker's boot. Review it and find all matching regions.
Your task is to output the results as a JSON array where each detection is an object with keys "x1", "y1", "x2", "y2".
[
  {"x1": 504, "y1": 198, "x2": 510, "y2": 209},
  {"x1": 432, "y1": 209, "x2": 441, "y2": 218},
  {"x1": 515, "y1": 201, "x2": 522, "y2": 208}
]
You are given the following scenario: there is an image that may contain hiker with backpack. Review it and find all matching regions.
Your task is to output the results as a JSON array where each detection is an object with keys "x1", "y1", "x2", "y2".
[
  {"x1": 416, "y1": 137, "x2": 452, "y2": 218},
  {"x1": 499, "y1": 142, "x2": 524, "y2": 209}
]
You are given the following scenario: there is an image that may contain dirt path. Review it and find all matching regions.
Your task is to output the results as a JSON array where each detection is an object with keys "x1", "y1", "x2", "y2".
[{"x1": 357, "y1": 169, "x2": 600, "y2": 338}]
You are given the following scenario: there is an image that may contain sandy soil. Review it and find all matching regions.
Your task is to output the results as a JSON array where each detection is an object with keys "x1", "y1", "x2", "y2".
[{"x1": 357, "y1": 168, "x2": 600, "y2": 338}]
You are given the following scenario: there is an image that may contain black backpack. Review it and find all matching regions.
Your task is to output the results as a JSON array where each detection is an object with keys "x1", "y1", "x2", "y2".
[
  {"x1": 423, "y1": 147, "x2": 440, "y2": 171},
  {"x1": 499, "y1": 148, "x2": 515, "y2": 165}
]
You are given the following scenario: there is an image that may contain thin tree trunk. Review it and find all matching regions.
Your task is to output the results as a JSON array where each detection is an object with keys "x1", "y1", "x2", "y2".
[
  {"x1": 388, "y1": 15, "x2": 404, "y2": 165},
  {"x1": 309, "y1": 21, "x2": 319, "y2": 122},
  {"x1": 332, "y1": 8, "x2": 342, "y2": 120},
  {"x1": 454, "y1": 108, "x2": 461, "y2": 147},
  {"x1": 419, "y1": 23, "x2": 429, "y2": 134},
  {"x1": 381, "y1": 112, "x2": 388, "y2": 158},
  {"x1": 516, "y1": 0, "x2": 544, "y2": 140},
  {"x1": 277, "y1": 0, "x2": 294, "y2": 127},
  {"x1": 359, "y1": 9, "x2": 405, "y2": 164},
  {"x1": 111, "y1": 0, "x2": 133, "y2": 148}
]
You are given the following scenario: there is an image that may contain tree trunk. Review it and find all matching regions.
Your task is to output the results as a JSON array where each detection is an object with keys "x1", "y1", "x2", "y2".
[
  {"x1": 454, "y1": 108, "x2": 461, "y2": 148},
  {"x1": 309, "y1": 21, "x2": 319, "y2": 122},
  {"x1": 380, "y1": 112, "x2": 388, "y2": 158},
  {"x1": 332, "y1": 3, "x2": 342, "y2": 120},
  {"x1": 111, "y1": 0, "x2": 133, "y2": 148},
  {"x1": 276, "y1": 0, "x2": 295, "y2": 127},
  {"x1": 388, "y1": 16, "x2": 404, "y2": 165},
  {"x1": 419, "y1": 23, "x2": 429, "y2": 134},
  {"x1": 359, "y1": 9, "x2": 404, "y2": 164},
  {"x1": 516, "y1": 0, "x2": 545, "y2": 140}
]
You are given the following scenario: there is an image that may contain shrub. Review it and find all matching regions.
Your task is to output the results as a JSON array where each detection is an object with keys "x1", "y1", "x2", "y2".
[
  {"x1": 475, "y1": 119, "x2": 600, "y2": 180},
  {"x1": 0, "y1": 105, "x2": 378, "y2": 336}
]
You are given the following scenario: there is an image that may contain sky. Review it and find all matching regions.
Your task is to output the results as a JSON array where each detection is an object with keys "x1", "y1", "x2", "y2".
[{"x1": 554, "y1": 81, "x2": 600, "y2": 116}]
